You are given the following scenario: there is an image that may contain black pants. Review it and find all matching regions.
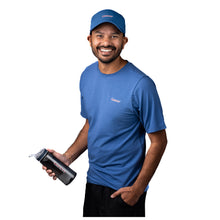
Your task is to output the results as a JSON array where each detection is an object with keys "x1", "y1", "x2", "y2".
[{"x1": 83, "y1": 183, "x2": 146, "y2": 217}]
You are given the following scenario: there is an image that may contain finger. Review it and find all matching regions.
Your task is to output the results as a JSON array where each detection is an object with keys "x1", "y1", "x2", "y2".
[
  {"x1": 111, "y1": 187, "x2": 131, "y2": 198},
  {"x1": 49, "y1": 173, "x2": 55, "y2": 177},
  {"x1": 46, "y1": 169, "x2": 52, "y2": 174},
  {"x1": 111, "y1": 188, "x2": 124, "y2": 198},
  {"x1": 48, "y1": 172, "x2": 56, "y2": 177}
]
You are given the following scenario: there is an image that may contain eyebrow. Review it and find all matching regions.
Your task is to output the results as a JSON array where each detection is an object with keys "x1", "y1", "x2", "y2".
[
  {"x1": 94, "y1": 31, "x2": 103, "y2": 34},
  {"x1": 94, "y1": 30, "x2": 121, "y2": 35}
]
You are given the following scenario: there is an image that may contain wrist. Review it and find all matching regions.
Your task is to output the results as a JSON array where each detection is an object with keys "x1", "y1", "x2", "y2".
[
  {"x1": 132, "y1": 182, "x2": 146, "y2": 196},
  {"x1": 63, "y1": 153, "x2": 72, "y2": 166}
]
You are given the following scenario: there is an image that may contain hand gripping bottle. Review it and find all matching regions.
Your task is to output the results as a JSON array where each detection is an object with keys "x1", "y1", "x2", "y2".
[{"x1": 30, "y1": 148, "x2": 77, "y2": 185}]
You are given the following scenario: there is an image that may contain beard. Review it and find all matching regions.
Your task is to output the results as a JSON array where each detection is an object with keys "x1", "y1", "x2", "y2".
[{"x1": 91, "y1": 43, "x2": 123, "y2": 64}]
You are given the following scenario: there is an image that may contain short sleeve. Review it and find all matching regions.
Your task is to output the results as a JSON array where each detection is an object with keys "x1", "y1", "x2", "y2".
[
  {"x1": 132, "y1": 76, "x2": 166, "y2": 133},
  {"x1": 80, "y1": 72, "x2": 88, "y2": 119},
  {"x1": 80, "y1": 94, "x2": 87, "y2": 118}
]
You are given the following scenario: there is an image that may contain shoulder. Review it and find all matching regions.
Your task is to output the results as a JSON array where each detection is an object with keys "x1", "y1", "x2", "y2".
[
  {"x1": 80, "y1": 62, "x2": 98, "y2": 83},
  {"x1": 85, "y1": 61, "x2": 98, "y2": 71},
  {"x1": 135, "y1": 75, "x2": 156, "y2": 91},
  {"x1": 126, "y1": 63, "x2": 156, "y2": 91},
  {"x1": 124, "y1": 62, "x2": 146, "y2": 79},
  {"x1": 81, "y1": 61, "x2": 98, "y2": 77}
]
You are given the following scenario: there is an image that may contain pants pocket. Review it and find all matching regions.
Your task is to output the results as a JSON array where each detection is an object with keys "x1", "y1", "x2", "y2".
[{"x1": 118, "y1": 195, "x2": 133, "y2": 207}]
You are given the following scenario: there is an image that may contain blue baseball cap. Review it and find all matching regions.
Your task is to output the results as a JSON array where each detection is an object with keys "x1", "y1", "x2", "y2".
[{"x1": 90, "y1": 9, "x2": 126, "y2": 35}]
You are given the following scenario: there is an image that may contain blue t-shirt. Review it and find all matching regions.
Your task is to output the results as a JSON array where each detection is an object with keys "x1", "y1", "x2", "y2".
[{"x1": 80, "y1": 61, "x2": 166, "y2": 190}]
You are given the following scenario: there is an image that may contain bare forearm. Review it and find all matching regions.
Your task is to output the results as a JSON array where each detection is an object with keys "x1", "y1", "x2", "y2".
[
  {"x1": 64, "y1": 119, "x2": 89, "y2": 165},
  {"x1": 133, "y1": 130, "x2": 167, "y2": 194}
]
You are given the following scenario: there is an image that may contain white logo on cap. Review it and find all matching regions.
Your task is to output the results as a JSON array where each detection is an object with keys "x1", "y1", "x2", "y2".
[{"x1": 102, "y1": 15, "x2": 113, "y2": 18}]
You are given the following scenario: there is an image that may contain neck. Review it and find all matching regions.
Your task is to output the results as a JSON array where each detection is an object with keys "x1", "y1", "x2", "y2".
[{"x1": 98, "y1": 57, "x2": 127, "y2": 74}]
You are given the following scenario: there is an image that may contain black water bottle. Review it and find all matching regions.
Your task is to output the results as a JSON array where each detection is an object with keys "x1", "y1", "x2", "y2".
[{"x1": 30, "y1": 148, "x2": 77, "y2": 185}]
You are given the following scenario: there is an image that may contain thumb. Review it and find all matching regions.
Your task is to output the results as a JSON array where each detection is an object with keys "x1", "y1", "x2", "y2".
[
  {"x1": 47, "y1": 149, "x2": 59, "y2": 157},
  {"x1": 47, "y1": 149, "x2": 55, "y2": 153}
]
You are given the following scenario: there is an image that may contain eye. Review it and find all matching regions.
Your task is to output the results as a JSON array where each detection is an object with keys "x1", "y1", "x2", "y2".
[
  {"x1": 112, "y1": 35, "x2": 119, "y2": 39},
  {"x1": 96, "y1": 34, "x2": 103, "y2": 39}
]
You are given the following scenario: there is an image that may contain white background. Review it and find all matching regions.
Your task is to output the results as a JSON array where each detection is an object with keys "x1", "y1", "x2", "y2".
[{"x1": 1, "y1": 0, "x2": 220, "y2": 219}]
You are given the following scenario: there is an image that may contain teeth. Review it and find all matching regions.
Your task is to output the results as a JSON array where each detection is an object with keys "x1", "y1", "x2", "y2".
[{"x1": 100, "y1": 48, "x2": 112, "y2": 52}]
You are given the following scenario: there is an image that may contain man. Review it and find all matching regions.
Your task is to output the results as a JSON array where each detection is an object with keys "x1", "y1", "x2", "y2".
[{"x1": 44, "y1": 9, "x2": 167, "y2": 217}]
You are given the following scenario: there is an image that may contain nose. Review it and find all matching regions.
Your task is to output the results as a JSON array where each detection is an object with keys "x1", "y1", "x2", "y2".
[{"x1": 102, "y1": 36, "x2": 112, "y2": 47}]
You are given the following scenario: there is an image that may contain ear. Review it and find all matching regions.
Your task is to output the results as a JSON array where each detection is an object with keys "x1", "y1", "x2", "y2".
[
  {"x1": 87, "y1": 35, "x2": 92, "y2": 46},
  {"x1": 122, "y1": 37, "x2": 128, "y2": 49}
]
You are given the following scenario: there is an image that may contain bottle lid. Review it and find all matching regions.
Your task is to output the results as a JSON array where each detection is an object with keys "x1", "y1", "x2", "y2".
[{"x1": 29, "y1": 148, "x2": 48, "y2": 161}]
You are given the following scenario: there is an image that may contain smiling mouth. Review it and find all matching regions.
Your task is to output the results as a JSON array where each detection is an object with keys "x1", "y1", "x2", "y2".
[
  {"x1": 97, "y1": 46, "x2": 116, "y2": 55},
  {"x1": 100, "y1": 48, "x2": 113, "y2": 52}
]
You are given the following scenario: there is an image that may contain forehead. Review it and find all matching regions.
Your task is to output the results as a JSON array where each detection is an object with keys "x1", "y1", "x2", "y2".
[{"x1": 92, "y1": 22, "x2": 121, "y2": 34}]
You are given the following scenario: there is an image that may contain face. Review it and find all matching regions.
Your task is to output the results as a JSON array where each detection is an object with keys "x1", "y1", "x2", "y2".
[{"x1": 87, "y1": 23, "x2": 128, "y2": 64}]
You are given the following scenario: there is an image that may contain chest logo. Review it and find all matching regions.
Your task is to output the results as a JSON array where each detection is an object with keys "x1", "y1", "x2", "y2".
[{"x1": 111, "y1": 97, "x2": 121, "y2": 103}]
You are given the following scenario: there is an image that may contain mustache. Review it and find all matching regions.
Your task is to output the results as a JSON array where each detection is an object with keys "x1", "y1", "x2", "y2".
[{"x1": 97, "y1": 46, "x2": 116, "y2": 50}]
